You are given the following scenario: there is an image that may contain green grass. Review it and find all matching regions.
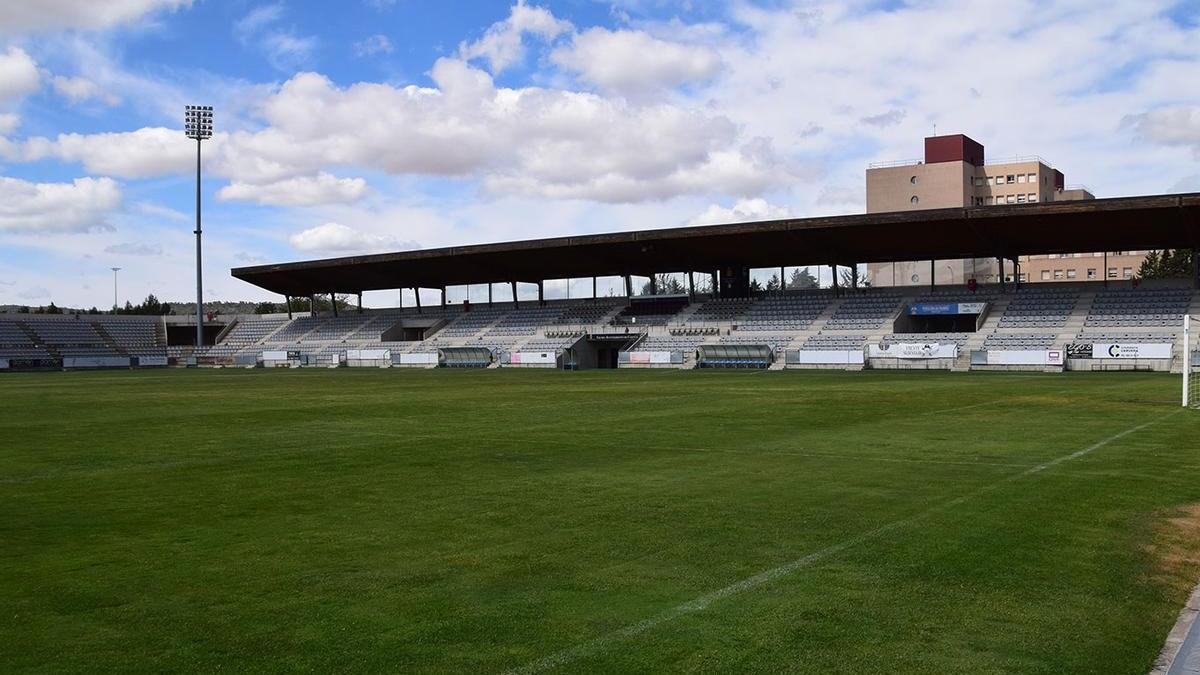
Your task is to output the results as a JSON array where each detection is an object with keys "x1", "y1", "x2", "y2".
[{"x1": 2, "y1": 369, "x2": 1200, "y2": 673}]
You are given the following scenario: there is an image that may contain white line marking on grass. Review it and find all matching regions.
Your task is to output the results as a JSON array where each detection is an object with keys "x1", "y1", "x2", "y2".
[
  {"x1": 506, "y1": 411, "x2": 1180, "y2": 674},
  {"x1": 673, "y1": 446, "x2": 1034, "y2": 470}
]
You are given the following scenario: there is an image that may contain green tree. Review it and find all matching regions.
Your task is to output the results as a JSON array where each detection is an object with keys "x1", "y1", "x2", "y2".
[
  {"x1": 253, "y1": 301, "x2": 278, "y2": 314},
  {"x1": 1138, "y1": 249, "x2": 1193, "y2": 279},
  {"x1": 839, "y1": 266, "x2": 870, "y2": 289},
  {"x1": 787, "y1": 267, "x2": 819, "y2": 290}
]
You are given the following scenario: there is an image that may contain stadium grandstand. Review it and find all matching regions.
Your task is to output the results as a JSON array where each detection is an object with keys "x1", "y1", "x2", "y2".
[{"x1": 1, "y1": 193, "x2": 1198, "y2": 376}]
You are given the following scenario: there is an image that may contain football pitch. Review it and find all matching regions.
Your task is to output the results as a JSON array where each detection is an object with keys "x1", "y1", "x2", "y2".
[{"x1": 3, "y1": 369, "x2": 1200, "y2": 673}]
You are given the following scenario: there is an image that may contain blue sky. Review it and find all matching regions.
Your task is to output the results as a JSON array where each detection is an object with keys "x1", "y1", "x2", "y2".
[{"x1": 1, "y1": 0, "x2": 1198, "y2": 308}]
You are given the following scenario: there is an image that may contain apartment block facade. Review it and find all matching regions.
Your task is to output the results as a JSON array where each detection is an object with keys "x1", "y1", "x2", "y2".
[{"x1": 863, "y1": 134, "x2": 1136, "y2": 286}]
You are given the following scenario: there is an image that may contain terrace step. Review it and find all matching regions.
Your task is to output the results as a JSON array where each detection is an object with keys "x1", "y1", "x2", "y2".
[{"x1": 91, "y1": 323, "x2": 129, "y2": 356}]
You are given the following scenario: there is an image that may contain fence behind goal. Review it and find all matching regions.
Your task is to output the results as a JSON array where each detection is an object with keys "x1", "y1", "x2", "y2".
[{"x1": 1187, "y1": 315, "x2": 1199, "y2": 408}]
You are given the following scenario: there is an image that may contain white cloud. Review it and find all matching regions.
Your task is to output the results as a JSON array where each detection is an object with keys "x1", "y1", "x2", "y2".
[
  {"x1": 104, "y1": 242, "x2": 162, "y2": 256},
  {"x1": 51, "y1": 75, "x2": 121, "y2": 106},
  {"x1": 0, "y1": 113, "x2": 18, "y2": 135},
  {"x1": 860, "y1": 109, "x2": 906, "y2": 128},
  {"x1": 19, "y1": 127, "x2": 192, "y2": 179},
  {"x1": 217, "y1": 173, "x2": 368, "y2": 206},
  {"x1": 354, "y1": 34, "x2": 393, "y2": 57},
  {"x1": 233, "y1": 3, "x2": 316, "y2": 71},
  {"x1": 288, "y1": 222, "x2": 419, "y2": 254},
  {"x1": 0, "y1": 176, "x2": 121, "y2": 233},
  {"x1": 459, "y1": 1, "x2": 572, "y2": 73},
  {"x1": 686, "y1": 198, "x2": 790, "y2": 226},
  {"x1": 0, "y1": 0, "x2": 191, "y2": 34},
  {"x1": 1123, "y1": 105, "x2": 1200, "y2": 153},
  {"x1": 233, "y1": 3, "x2": 284, "y2": 40},
  {"x1": 0, "y1": 47, "x2": 40, "y2": 102},
  {"x1": 552, "y1": 28, "x2": 722, "y2": 97},
  {"x1": 26, "y1": 59, "x2": 786, "y2": 202}
]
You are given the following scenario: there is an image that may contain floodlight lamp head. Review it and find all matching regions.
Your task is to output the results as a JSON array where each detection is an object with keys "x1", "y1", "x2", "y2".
[{"x1": 184, "y1": 105, "x2": 214, "y2": 140}]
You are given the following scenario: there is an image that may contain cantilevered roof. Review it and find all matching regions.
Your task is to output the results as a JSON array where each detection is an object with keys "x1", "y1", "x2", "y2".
[{"x1": 232, "y1": 193, "x2": 1200, "y2": 296}]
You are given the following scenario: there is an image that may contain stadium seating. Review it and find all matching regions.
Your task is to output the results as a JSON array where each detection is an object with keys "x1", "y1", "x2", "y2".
[
  {"x1": 1085, "y1": 288, "x2": 1190, "y2": 327},
  {"x1": 881, "y1": 333, "x2": 970, "y2": 347},
  {"x1": 3, "y1": 281, "x2": 1194, "y2": 371},
  {"x1": 721, "y1": 333, "x2": 793, "y2": 352},
  {"x1": 738, "y1": 293, "x2": 830, "y2": 331},
  {"x1": 800, "y1": 334, "x2": 867, "y2": 350},
  {"x1": 999, "y1": 289, "x2": 1078, "y2": 328},
  {"x1": 635, "y1": 335, "x2": 709, "y2": 352},
  {"x1": 824, "y1": 293, "x2": 902, "y2": 330},
  {"x1": 983, "y1": 333, "x2": 1057, "y2": 350},
  {"x1": 689, "y1": 298, "x2": 753, "y2": 322}
]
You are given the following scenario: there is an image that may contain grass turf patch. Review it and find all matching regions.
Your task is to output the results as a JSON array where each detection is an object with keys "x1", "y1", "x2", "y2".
[{"x1": 1, "y1": 369, "x2": 1199, "y2": 672}]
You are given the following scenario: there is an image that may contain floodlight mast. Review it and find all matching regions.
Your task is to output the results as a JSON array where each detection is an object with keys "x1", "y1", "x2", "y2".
[{"x1": 184, "y1": 106, "x2": 213, "y2": 347}]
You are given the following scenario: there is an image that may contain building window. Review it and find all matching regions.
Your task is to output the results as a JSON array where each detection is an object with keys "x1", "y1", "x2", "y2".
[
  {"x1": 1066, "y1": 269, "x2": 1077, "y2": 279},
  {"x1": 1017, "y1": 174, "x2": 1027, "y2": 183},
  {"x1": 1123, "y1": 267, "x2": 1133, "y2": 278},
  {"x1": 1108, "y1": 267, "x2": 1117, "y2": 278},
  {"x1": 985, "y1": 196, "x2": 994, "y2": 205},
  {"x1": 1027, "y1": 193, "x2": 1035, "y2": 202},
  {"x1": 1019, "y1": 273, "x2": 1028, "y2": 282},
  {"x1": 1041, "y1": 270, "x2": 1051, "y2": 281},
  {"x1": 973, "y1": 177, "x2": 984, "y2": 187},
  {"x1": 1006, "y1": 174, "x2": 1015, "y2": 183},
  {"x1": 910, "y1": 195, "x2": 919, "y2": 205},
  {"x1": 1017, "y1": 194, "x2": 1026, "y2": 203},
  {"x1": 986, "y1": 176, "x2": 994, "y2": 186},
  {"x1": 1053, "y1": 269, "x2": 1064, "y2": 279},
  {"x1": 1087, "y1": 268, "x2": 1096, "y2": 279},
  {"x1": 1027, "y1": 173, "x2": 1036, "y2": 182},
  {"x1": 1006, "y1": 195, "x2": 1016, "y2": 204}
]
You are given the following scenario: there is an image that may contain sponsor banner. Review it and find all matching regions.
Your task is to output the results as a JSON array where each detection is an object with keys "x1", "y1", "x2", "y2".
[
  {"x1": 1091, "y1": 343, "x2": 1172, "y2": 359},
  {"x1": 625, "y1": 350, "x2": 674, "y2": 364},
  {"x1": 868, "y1": 343, "x2": 958, "y2": 359},
  {"x1": 398, "y1": 352, "x2": 438, "y2": 365},
  {"x1": 985, "y1": 350, "x2": 1061, "y2": 366},
  {"x1": 0, "y1": 358, "x2": 8, "y2": 370},
  {"x1": 787, "y1": 350, "x2": 865, "y2": 365},
  {"x1": 63, "y1": 356, "x2": 131, "y2": 369},
  {"x1": 510, "y1": 351, "x2": 557, "y2": 365},
  {"x1": 261, "y1": 350, "x2": 290, "y2": 361},
  {"x1": 347, "y1": 349, "x2": 390, "y2": 360},
  {"x1": 909, "y1": 302, "x2": 987, "y2": 316},
  {"x1": 135, "y1": 356, "x2": 169, "y2": 367}
]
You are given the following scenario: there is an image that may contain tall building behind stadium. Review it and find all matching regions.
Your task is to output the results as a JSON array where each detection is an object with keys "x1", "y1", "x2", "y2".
[{"x1": 865, "y1": 133, "x2": 1149, "y2": 286}]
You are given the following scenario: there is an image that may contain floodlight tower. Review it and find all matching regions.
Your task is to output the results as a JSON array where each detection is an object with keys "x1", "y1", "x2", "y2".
[
  {"x1": 110, "y1": 267, "x2": 121, "y2": 312},
  {"x1": 184, "y1": 105, "x2": 213, "y2": 347}
]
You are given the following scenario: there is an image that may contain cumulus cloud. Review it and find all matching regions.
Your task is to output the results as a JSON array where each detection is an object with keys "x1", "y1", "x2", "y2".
[
  {"x1": 0, "y1": 0, "x2": 191, "y2": 34},
  {"x1": 104, "y1": 242, "x2": 163, "y2": 256},
  {"x1": 0, "y1": 176, "x2": 121, "y2": 233},
  {"x1": 288, "y1": 222, "x2": 419, "y2": 254},
  {"x1": 51, "y1": 75, "x2": 121, "y2": 106},
  {"x1": 26, "y1": 60, "x2": 787, "y2": 202},
  {"x1": 0, "y1": 113, "x2": 18, "y2": 135},
  {"x1": 0, "y1": 47, "x2": 40, "y2": 102},
  {"x1": 552, "y1": 28, "x2": 722, "y2": 97},
  {"x1": 459, "y1": 1, "x2": 572, "y2": 73},
  {"x1": 1123, "y1": 105, "x2": 1200, "y2": 152},
  {"x1": 217, "y1": 173, "x2": 368, "y2": 206},
  {"x1": 686, "y1": 198, "x2": 790, "y2": 226},
  {"x1": 18, "y1": 127, "x2": 192, "y2": 179},
  {"x1": 354, "y1": 34, "x2": 393, "y2": 57}
]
